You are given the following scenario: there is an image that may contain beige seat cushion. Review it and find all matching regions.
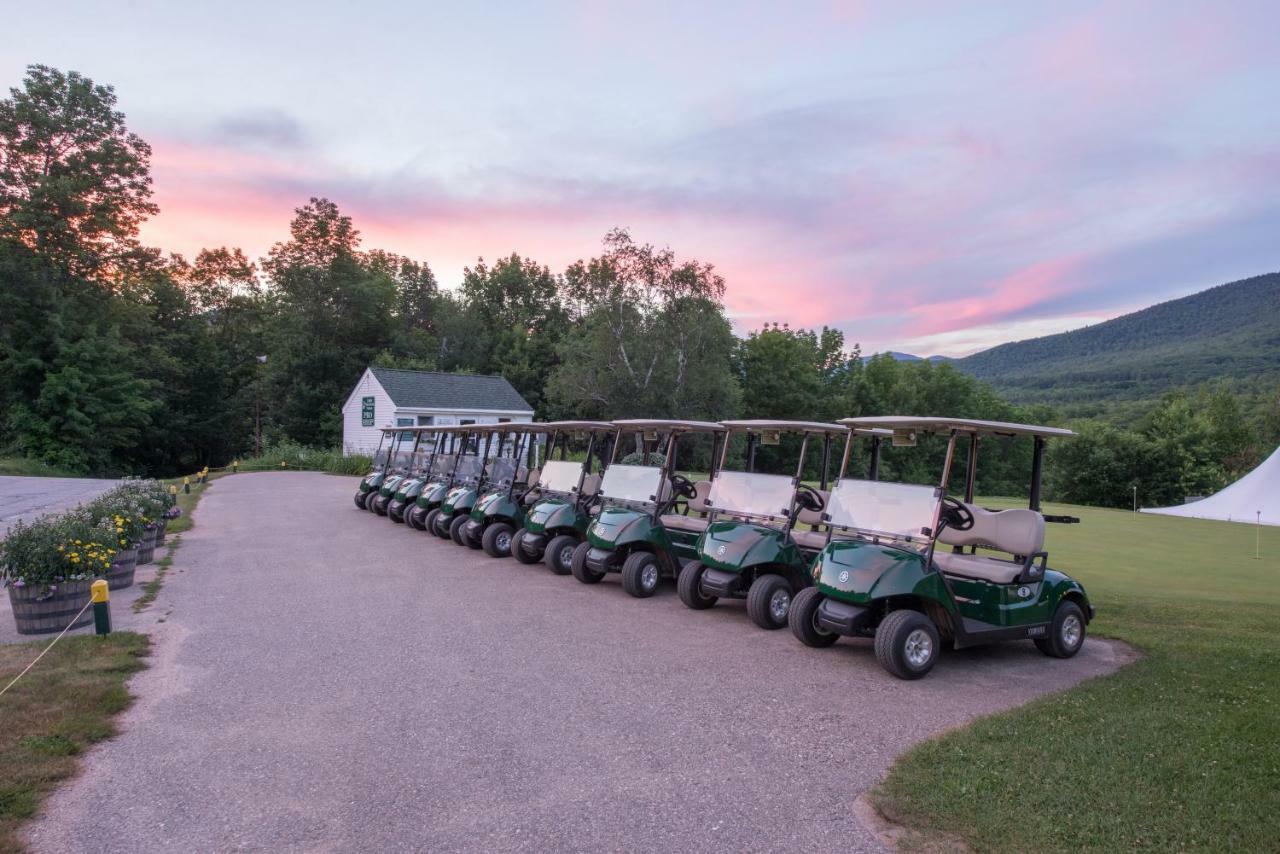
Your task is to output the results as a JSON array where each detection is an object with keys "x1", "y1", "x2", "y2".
[
  {"x1": 934, "y1": 551, "x2": 1025, "y2": 584},
  {"x1": 938, "y1": 504, "x2": 1044, "y2": 556},
  {"x1": 791, "y1": 528, "x2": 828, "y2": 550},
  {"x1": 661, "y1": 514, "x2": 710, "y2": 533},
  {"x1": 687, "y1": 481, "x2": 712, "y2": 515}
]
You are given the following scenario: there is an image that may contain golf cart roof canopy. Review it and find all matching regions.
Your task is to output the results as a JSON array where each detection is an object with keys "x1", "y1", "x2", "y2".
[
  {"x1": 840, "y1": 416, "x2": 1075, "y2": 440},
  {"x1": 719, "y1": 419, "x2": 849, "y2": 435},
  {"x1": 540, "y1": 420, "x2": 616, "y2": 432},
  {"x1": 611, "y1": 419, "x2": 726, "y2": 433}
]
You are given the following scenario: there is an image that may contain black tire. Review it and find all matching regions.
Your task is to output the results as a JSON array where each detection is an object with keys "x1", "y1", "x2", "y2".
[
  {"x1": 449, "y1": 514, "x2": 469, "y2": 546},
  {"x1": 1035, "y1": 600, "x2": 1087, "y2": 658},
  {"x1": 747, "y1": 574, "x2": 793, "y2": 630},
  {"x1": 482, "y1": 522, "x2": 515, "y2": 558},
  {"x1": 388, "y1": 500, "x2": 406, "y2": 523},
  {"x1": 544, "y1": 534, "x2": 578, "y2": 575},
  {"x1": 875, "y1": 610, "x2": 941, "y2": 680},
  {"x1": 425, "y1": 508, "x2": 444, "y2": 537},
  {"x1": 621, "y1": 551, "x2": 661, "y2": 598},
  {"x1": 789, "y1": 587, "x2": 839, "y2": 647},
  {"x1": 372, "y1": 494, "x2": 390, "y2": 516},
  {"x1": 354, "y1": 491, "x2": 367, "y2": 510},
  {"x1": 511, "y1": 529, "x2": 541, "y2": 564},
  {"x1": 677, "y1": 561, "x2": 717, "y2": 610},
  {"x1": 570, "y1": 542, "x2": 605, "y2": 584}
]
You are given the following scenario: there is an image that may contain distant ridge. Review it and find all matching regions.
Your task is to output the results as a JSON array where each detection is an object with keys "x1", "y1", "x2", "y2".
[
  {"x1": 952, "y1": 272, "x2": 1280, "y2": 411},
  {"x1": 863, "y1": 351, "x2": 951, "y2": 363}
]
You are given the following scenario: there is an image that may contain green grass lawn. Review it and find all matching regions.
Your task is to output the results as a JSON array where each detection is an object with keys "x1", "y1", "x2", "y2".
[
  {"x1": 874, "y1": 501, "x2": 1280, "y2": 851},
  {"x1": 0, "y1": 458, "x2": 77, "y2": 478}
]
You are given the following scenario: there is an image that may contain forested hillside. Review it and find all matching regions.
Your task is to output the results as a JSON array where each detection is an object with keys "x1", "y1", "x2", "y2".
[{"x1": 955, "y1": 273, "x2": 1280, "y2": 416}]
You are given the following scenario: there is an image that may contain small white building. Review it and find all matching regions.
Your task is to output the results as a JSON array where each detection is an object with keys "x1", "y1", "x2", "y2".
[{"x1": 341, "y1": 367, "x2": 534, "y2": 455}]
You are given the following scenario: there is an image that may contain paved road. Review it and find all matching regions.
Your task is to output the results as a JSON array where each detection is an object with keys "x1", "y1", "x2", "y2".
[
  {"x1": 28, "y1": 472, "x2": 1131, "y2": 853},
  {"x1": 0, "y1": 475, "x2": 117, "y2": 537}
]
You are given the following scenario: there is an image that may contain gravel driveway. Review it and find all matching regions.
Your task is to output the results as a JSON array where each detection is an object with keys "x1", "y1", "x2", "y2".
[{"x1": 27, "y1": 472, "x2": 1130, "y2": 853}]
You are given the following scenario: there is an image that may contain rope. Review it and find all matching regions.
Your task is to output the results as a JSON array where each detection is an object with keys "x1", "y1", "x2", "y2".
[{"x1": 0, "y1": 597, "x2": 95, "y2": 700}]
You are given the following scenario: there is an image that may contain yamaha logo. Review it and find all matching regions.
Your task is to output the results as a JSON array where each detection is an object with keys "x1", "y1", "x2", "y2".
[
  {"x1": 1017, "y1": 586, "x2": 1032, "y2": 599},
  {"x1": 716, "y1": 545, "x2": 726, "y2": 557},
  {"x1": 838, "y1": 570, "x2": 849, "y2": 583}
]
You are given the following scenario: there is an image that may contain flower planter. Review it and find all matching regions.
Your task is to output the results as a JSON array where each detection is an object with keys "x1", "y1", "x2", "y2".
[
  {"x1": 137, "y1": 527, "x2": 158, "y2": 566},
  {"x1": 8, "y1": 580, "x2": 94, "y2": 635},
  {"x1": 104, "y1": 546, "x2": 138, "y2": 590},
  {"x1": 156, "y1": 518, "x2": 168, "y2": 545}
]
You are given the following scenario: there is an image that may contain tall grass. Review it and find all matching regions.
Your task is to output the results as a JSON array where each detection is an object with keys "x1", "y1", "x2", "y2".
[{"x1": 234, "y1": 441, "x2": 371, "y2": 475}]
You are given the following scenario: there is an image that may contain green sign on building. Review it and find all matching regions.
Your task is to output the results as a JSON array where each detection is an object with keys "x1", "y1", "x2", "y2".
[{"x1": 361, "y1": 396, "x2": 375, "y2": 427}]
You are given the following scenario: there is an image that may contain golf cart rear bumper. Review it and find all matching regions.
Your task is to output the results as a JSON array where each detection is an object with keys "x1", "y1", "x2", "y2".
[
  {"x1": 699, "y1": 568, "x2": 746, "y2": 598},
  {"x1": 816, "y1": 598, "x2": 875, "y2": 637}
]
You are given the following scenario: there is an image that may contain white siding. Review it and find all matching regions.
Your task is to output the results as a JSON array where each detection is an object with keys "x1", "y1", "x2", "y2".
[{"x1": 341, "y1": 370, "x2": 396, "y2": 454}]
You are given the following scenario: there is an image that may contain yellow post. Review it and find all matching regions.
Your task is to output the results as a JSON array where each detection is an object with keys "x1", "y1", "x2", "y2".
[
  {"x1": 232, "y1": 459, "x2": 239, "y2": 473},
  {"x1": 183, "y1": 475, "x2": 191, "y2": 494},
  {"x1": 91, "y1": 579, "x2": 111, "y2": 635},
  {"x1": 280, "y1": 460, "x2": 287, "y2": 468}
]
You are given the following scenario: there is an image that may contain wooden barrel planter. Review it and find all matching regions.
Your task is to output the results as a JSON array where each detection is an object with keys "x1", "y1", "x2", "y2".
[
  {"x1": 8, "y1": 580, "x2": 94, "y2": 635},
  {"x1": 104, "y1": 545, "x2": 138, "y2": 590},
  {"x1": 156, "y1": 518, "x2": 168, "y2": 545},
  {"x1": 137, "y1": 527, "x2": 158, "y2": 565}
]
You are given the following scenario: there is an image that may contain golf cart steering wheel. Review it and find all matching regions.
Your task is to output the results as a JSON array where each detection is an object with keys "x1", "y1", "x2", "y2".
[
  {"x1": 940, "y1": 496, "x2": 975, "y2": 531},
  {"x1": 669, "y1": 473, "x2": 697, "y2": 500},
  {"x1": 794, "y1": 484, "x2": 825, "y2": 513}
]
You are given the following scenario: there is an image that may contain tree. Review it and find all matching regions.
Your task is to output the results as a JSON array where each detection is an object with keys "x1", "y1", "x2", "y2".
[{"x1": 0, "y1": 65, "x2": 155, "y2": 278}]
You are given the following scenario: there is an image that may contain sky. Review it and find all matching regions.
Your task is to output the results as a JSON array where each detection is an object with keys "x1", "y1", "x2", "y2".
[{"x1": 5, "y1": 1, "x2": 1278, "y2": 355}]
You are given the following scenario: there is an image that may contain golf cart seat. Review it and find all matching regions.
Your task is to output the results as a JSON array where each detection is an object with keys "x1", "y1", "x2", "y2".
[
  {"x1": 520, "y1": 468, "x2": 542, "y2": 504},
  {"x1": 688, "y1": 481, "x2": 712, "y2": 515},
  {"x1": 934, "y1": 505, "x2": 1045, "y2": 584},
  {"x1": 790, "y1": 528, "x2": 828, "y2": 551},
  {"x1": 658, "y1": 479, "x2": 714, "y2": 533}
]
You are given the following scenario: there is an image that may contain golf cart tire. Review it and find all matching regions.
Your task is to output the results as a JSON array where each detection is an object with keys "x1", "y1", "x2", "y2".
[
  {"x1": 425, "y1": 508, "x2": 444, "y2": 537},
  {"x1": 482, "y1": 522, "x2": 515, "y2": 558},
  {"x1": 1035, "y1": 600, "x2": 1087, "y2": 659},
  {"x1": 621, "y1": 551, "x2": 661, "y2": 598},
  {"x1": 570, "y1": 542, "x2": 605, "y2": 584},
  {"x1": 677, "y1": 562, "x2": 718, "y2": 610},
  {"x1": 789, "y1": 587, "x2": 839, "y2": 648},
  {"x1": 449, "y1": 514, "x2": 470, "y2": 546},
  {"x1": 354, "y1": 492, "x2": 367, "y2": 510},
  {"x1": 875, "y1": 610, "x2": 941, "y2": 680},
  {"x1": 544, "y1": 534, "x2": 577, "y2": 575},
  {"x1": 747, "y1": 574, "x2": 793, "y2": 630},
  {"x1": 511, "y1": 529, "x2": 541, "y2": 564}
]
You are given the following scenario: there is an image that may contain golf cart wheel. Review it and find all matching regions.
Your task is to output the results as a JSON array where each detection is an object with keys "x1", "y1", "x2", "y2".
[
  {"x1": 747, "y1": 574, "x2": 793, "y2": 630},
  {"x1": 789, "y1": 587, "x2": 839, "y2": 648},
  {"x1": 354, "y1": 492, "x2": 367, "y2": 510},
  {"x1": 425, "y1": 508, "x2": 444, "y2": 537},
  {"x1": 677, "y1": 562, "x2": 717, "y2": 610},
  {"x1": 449, "y1": 515, "x2": 470, "y2": 546},
  {"x1": 544, "y1": 534, "x2": 577, "y2": 575},
  {"x1": 511, "y1": 529, "x2": 541, "y2": 564},
  {"x1": 875, "y1": 610, "x2": 941, "y2": 680},
  {"x1": 621, "y1": 552, "x2": 661, "y2": 598},
  {"x1": 570, "y1": 542, "x2": 605, "y2": 584},
  {"x1": 482, "y1": 522, "x2": 515, "y2": 558},
  {"x1": 1035, "y1": 600, "x2": 1087, "y2": 659}
]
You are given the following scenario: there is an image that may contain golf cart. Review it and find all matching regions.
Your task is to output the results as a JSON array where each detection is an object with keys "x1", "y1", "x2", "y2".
[
  {"x1": 386, "y1": 427, "x2": 444, "y2": 524},
  {"x1": 369, "y1": 428, "x2": 423, "y2": 516},
  {"x1": 675, "y1": 421, "x2": 881, "y2": 629},
  {"x1": 788, "y1": 416, "x2": 1093, "y2": 679},
  {"x1": 430, "y1": 425, "x2": 529, "y2": 546},
  {"x1": 406, "y1": 427, "x2": 466, "y2": 532},
  {"x1": 572, "y1": 419, "x2": 726, "y2": 598},
  {"x1": 353, "y1": 426, "x2": 400, "y2": 510},
  {"x1": 510, "y1": 421, "x2": 615, "y2": 573},
  {"x1": 461, "y1": 423, "x2": 547, "y2": 557}
]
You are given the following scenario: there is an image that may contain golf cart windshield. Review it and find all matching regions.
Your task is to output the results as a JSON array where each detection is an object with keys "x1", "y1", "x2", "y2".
[
  {"x1": 428, "y1": 453, "x2": 455, "y2": 477},
  {"x1": 826, "y1": 479, "x2": 940, "y2": 542},
  {"x1": 600, "y1": 464, "x2": 663, "y2": 504},
  {"x1": 539, "y1": 459, "x2": 583, "y2": 493},
  {"x1": 372, "y1": 448, "x2": 390, "y2": 467},
  {"x1": 487, "y1": 457, "x2": 518, "y2": 486},
  {"x1": 708, "y1": 471, "x2": 794, "y2": 521},
  {"x1": 391, "y1": 450, "x2": 414, "y2": 470},
  {"x1": 452, "y1": 455, "x2": 483, "y2": 484}
]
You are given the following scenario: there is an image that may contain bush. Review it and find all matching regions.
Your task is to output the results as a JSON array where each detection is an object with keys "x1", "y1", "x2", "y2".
[
  {"x1": 1, "y1": 511, "x2": 115, "y2": 592},
  {"x1": 618, "y1": 451, "x2": 666, "y2": 466},
  {"x1": 237, "y1": 441, "x2": 371, "y2": 475}
]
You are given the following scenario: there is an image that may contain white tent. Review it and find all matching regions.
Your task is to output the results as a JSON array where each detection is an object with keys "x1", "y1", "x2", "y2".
[{"x1": 1143, "y1": 444, "x2": 1280, "y2": 526}]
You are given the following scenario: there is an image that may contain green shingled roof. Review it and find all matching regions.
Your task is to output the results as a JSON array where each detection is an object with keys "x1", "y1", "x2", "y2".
[{"x1": 368, "y1": 367, "x2": 533, "y2": 412}]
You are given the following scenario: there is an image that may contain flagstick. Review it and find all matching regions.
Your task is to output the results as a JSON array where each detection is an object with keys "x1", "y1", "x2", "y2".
[{"x1": 1257, "y1": 511, "x2": 1262, "y2": 560}]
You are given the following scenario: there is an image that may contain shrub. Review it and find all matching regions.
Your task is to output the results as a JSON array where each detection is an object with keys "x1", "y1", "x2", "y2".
[
  {"x1": 1, "y1": 511, "x2": 115, "y2": 592},
  {"x1": 618, "y1": 451, "x2": 666, "y2": 466}
]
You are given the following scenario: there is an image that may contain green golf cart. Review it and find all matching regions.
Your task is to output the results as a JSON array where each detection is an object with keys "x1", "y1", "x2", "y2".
[
  {"x1": 406, "y1": 427, "x2": 464, "y2": 532},
  {"x1": 461, "y1": 423, "x2": 546, "y2": 557},
  {"x1": 353, "y1": 426, "x2": 400, "y2": 510},
  {"x1": 369, "y1": 428, "x2": 423, "y2": 516},
  {"x1": 572, "y1": 419, "x2": 726, "y2": 598},
  {"x1": 431, "y1": 425, "x2": 526, "y2": 546},
  {"x1": 386, "y1": 427, "x2": 443, "y2": 524},
  {"x1": 675, "y1": 420, "x2": 884, "y2": 629},
  {"x1": 789, "y1": 416, "x2": 1093, "y2": 679},
  {"x1": 510, "y1": 421, "x2": 615, "y2": 573}
]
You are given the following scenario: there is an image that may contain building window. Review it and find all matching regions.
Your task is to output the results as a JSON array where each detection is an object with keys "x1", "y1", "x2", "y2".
[{"x1": 417, "y1": 415, "x2": 434, "y2": 426}]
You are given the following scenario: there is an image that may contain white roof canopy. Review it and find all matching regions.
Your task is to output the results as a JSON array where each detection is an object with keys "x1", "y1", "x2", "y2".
[
  {"x1": 1144, "y1": 444, "x2": 1280, "y2": 526},
  {"x1": 841, "y1": 416, "x2": 1075, "y2": 439}
]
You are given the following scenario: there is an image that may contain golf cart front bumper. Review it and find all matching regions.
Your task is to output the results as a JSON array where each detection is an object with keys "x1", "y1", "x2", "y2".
[
  {"x1": 464, "y1": 519, "x2": 484, "y2": 541},
  {"x1": 519, "y1": 532, "x2": 547, "y2": 557},
  {"x1": 699, "y1": 568, "x2": 747, "y2": 598},
  {"x1": 584, "y1": 547, "x2": 621, "y2": 574},
  {"x1": 816, "y1": 598, "x2": 875, "y2": 637}
]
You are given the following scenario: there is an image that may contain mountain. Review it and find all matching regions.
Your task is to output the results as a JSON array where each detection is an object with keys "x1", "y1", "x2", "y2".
[
  {"x1": 864, "y1": 351, "x2": 951, "y2": 363},
  {"x1": 953, "y1": 272, "x2": 1280, "y2": 414}
]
